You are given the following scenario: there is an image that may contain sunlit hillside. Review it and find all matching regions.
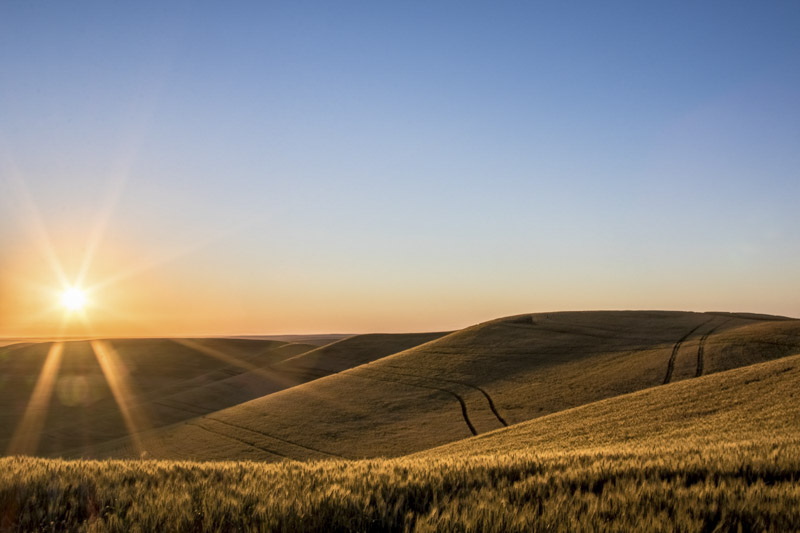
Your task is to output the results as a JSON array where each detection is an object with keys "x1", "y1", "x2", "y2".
[{"x1": 421, "y1": 352, "x2": 800, "y2": 457}]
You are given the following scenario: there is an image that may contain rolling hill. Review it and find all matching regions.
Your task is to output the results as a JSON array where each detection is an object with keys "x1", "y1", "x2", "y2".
[
  {"x1": 420, "y1": 350, "x2": 800, "y2": 458},
  {"x1": 89, "y1": 311, "x2": 800, "y2": 461}
]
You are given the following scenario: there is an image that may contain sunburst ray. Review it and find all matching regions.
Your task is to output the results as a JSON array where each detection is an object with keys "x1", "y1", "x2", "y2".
[
  {"x1": 0, "y1": 151, "x2": 69, "y2": 289},
  {"x1": 90, "y1": 340, "x2": 151, "y2": 457},
  {"x1": 7, "y1": 342, "x2": 65, "y2": 456}
]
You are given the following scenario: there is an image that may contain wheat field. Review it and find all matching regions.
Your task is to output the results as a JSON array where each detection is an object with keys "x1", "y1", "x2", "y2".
[{"x1": 3, "y1": 440, "x2": 799, "y2": 532}]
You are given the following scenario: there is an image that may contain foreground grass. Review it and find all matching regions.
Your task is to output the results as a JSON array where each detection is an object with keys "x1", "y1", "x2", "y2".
[{"x1": 3, "y1": 440, "x2": 799, "y2": 532}]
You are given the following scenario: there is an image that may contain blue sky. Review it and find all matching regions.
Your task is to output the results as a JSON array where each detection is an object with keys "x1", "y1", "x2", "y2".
[{"x1": 1, "y1": 2, "x2": 799, "y2": 335}]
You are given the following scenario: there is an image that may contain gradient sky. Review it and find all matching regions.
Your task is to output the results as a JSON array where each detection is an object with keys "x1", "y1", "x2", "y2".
[{"x1": 1, "y1": 2, "x2": 799, "y2": 337}]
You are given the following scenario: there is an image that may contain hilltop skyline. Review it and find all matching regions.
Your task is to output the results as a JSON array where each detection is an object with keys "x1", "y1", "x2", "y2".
[{"x1": 2, "y1": 2, "x2": 799, "y2": 337}]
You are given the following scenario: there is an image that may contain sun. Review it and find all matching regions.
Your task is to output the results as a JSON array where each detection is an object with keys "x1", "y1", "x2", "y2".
[{"x1": 61, "y1": 287, "x2": 87, "y2": 311}]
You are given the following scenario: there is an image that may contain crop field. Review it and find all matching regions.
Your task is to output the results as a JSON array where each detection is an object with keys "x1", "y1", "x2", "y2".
[{"x1": 3, "y1": 440, "x2": 799, "y2": 532}]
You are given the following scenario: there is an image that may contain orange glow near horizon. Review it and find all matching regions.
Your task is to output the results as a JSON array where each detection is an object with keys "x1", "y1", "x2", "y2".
[
  {"x1": 3, "y1": 2, "x2": 800, "y2": 341},
  {"x1": 1, "y1": 160, "x2": 798, "y2": 339}
]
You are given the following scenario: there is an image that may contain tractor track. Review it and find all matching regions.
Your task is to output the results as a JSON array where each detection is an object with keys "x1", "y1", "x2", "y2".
[
  {"x1": 695, "y1": 319, "x2": 731, "y2": 377},
  {"x1": 205, "y1": 415, "x2": 343, "y2": 459},
  {"x1": 346, "y1": 370, "x2": 478, "y2": 436},
  {"x1": 663, "y1": 319, "x2": 714, "y2": 385},
  {"x1": 187, "y1": 421, "x2": 288, "y2": 459},
  {"x1": 373, "y1": 365, "x2": 508, "y2": 427}
]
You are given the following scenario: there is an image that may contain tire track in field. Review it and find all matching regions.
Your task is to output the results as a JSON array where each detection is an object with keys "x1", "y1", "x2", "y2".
[
  {"x1": 374, "y1": 365, "x2": 508, "y2": 427},
  {"x1": 663, "y1": 319, "x2": 714, "y2": 384},
  {"x1": 695, "y1": 319, "x2": 731, "y2": 377},
  {"x1": 346, "y1": 370, "x2": 478, "y2": 436},
  {"x1": 187, "y1": 421, "x2": 288, "y2": 459},
  {"x1": 205, "y1": 415, "x2": 344, "y2": 459}
]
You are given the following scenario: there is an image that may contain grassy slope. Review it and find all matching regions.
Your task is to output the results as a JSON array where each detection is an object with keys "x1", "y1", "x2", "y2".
[
  {"x1": 422, "y1": 352, "x2": 800, "y2": 457},
  {"x1": 99, "y1": 311, "x2": 800, "y2": 461},
  {"x1": 4, "y1": 356, "x2": 800, "y2": 531}
]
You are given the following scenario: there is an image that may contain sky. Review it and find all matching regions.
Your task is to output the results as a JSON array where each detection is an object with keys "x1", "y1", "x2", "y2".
[{"x1": 1, "y1": 1, "x2": 799, "y2": 337}]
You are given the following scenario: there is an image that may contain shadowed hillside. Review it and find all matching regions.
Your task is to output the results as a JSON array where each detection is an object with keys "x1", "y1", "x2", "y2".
[
  {"x1": 276, "y1": 332, "x2": 450, "y2": 378},
  {"x1": 0, "y1": 332, "x2": 448, "y2": 458},
  {"x1": 95, "y1": 311, "x2": 800, "y2": 461},
  {"x1": 0, "y1": 338, "x2": 292, "y2": 457}
]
